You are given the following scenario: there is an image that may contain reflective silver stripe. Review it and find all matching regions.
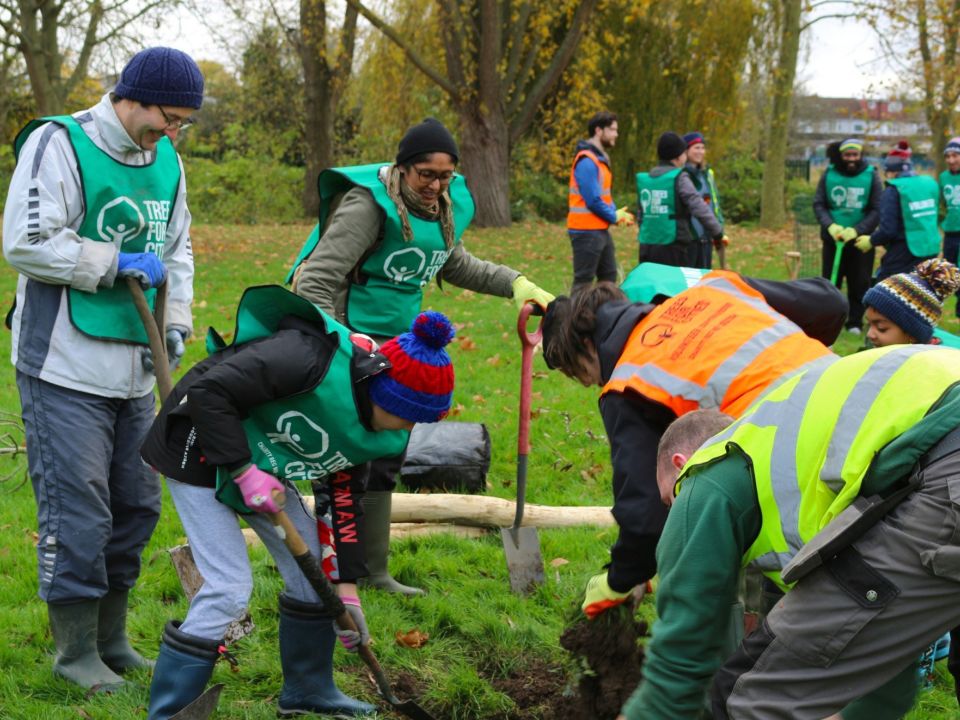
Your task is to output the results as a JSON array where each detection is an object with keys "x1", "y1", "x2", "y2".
[
  {"x1": 610, "y1": 362, "x2": 711, "y2": 405},
  {"x1": 754, "y1": 550, "x2": 795, "y2": 573},
  {"x1": 698, "y1": 275, "x2": 784, "y2": 321},
  {"x1": 757, "y1": 364, "x2": 829, "y2": 564},
  {"x1": 707, "y1": 318, "x2": 807, "y2": 407},
  {"x1": 819, "y1": 344, "x2": 929, "y2": 492},
  {"x1": 610, "y1": 275, "x2": 810, "y2": 409},
  {"x1": 764, "y1": 348, "x2": 924, "y2": 569}
]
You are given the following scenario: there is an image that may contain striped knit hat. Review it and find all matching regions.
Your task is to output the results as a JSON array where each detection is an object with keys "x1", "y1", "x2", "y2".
[
  {"x1": 369, "y1": 311, "x2": 455, "y2": 423},
  {"x1": 884, "y1": 140, "x2": 913, "y2": 172},
  {"x1": 839, "y1": 138, "x2": 863, "y2": 153},
  {"x1": 863, "y1": 259, "x2": 960, "y2": 342}
]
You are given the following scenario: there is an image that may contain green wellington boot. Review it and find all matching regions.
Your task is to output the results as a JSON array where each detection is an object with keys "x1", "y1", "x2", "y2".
[
  {"x1": 97, "y1": 588, "x2": 154, "y2": 673},
  {"x1": 358, "y1": 490, "x2": 424, "y2": 595},
  {"x1": 48, "y1": 600, "x2": 124, "y2": 690}
]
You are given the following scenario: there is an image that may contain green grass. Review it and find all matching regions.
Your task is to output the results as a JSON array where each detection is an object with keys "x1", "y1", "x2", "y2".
[{"x1": 0, "y1": 221, "x2": 956, "y2": 719}]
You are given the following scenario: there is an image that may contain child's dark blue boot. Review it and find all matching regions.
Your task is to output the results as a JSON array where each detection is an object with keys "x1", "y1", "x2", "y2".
[
  {"x1": 147, "y1": 620, "x2": 222, "y2": 720},
  {"x1": 277, "y1": 593, "x2": 377, "y2": 718}
]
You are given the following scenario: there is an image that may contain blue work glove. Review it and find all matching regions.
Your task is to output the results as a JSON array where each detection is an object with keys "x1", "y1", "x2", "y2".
[
  {"x1": 118, "y1": 252, "x2": 167, "y2": 289},
  {"x1": 333, "y1": 595, "x2": 369, "y2": 652},
  {"x1": 141, "y1": 326, "x2": 189, "y2": 373}
]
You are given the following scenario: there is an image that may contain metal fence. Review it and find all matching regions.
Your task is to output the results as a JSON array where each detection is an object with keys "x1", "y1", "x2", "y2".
[{"x1": 791, "y1": 222, "x2": 823, "y2": 279}]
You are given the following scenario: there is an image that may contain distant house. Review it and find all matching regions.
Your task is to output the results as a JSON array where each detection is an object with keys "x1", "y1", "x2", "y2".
[{"x1": 792, "y1": 96, "x2": 932, "y2": 166}]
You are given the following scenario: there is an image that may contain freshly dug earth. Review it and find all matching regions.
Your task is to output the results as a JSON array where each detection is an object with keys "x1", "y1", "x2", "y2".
[
  {"x1": 557, "y1": 604, "x2": 647, "y2": 719},
  {"x1": 489, "y1": 657, "x2": 570, "y2": 719}
]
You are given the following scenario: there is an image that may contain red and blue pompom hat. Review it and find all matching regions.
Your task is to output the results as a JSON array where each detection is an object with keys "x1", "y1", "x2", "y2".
[{"x1": 369, "y1": 311, "x2": 455, "y2": 424}]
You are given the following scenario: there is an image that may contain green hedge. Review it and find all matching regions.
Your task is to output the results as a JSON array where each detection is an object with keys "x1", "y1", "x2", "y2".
[{"x1": 183, "y1": 156, "x2": 307, "y2": 224}]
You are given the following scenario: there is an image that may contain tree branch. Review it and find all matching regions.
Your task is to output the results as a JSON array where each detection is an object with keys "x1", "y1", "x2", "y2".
[
  {"x1": 509, "y1": 0, "x2": 599, "y2": 143},
  {"x1": 345, "y1": 0, "x2": 458, "y2": 97},
  {"x1": 437, "y1": 0, "x2": 467, "y2": 95},
  {"x1": 502, "y1": 1, "x2": 532, "y2": 98},
  {"x1": 799, "y1": 11, "x2": 858, "y2": 31},
  {"x1": 477, "y1": 0, "x2": 501, "y2": 110}
]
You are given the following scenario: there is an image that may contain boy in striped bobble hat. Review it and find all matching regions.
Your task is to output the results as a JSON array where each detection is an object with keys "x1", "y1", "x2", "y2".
[
  {"x1": 140, "y1": 296, "x2": 456, "y2": 719},
  {"x1": 863, "y1": 258, "x2": 960, "y2": 347},
  {"x1": 369, "y1": 310, "x2": 455, "y2": 424}
]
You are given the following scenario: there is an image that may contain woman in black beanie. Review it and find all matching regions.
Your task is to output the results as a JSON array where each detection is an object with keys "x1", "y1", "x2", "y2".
[{"x1": 284, "y1": 117, "x2": 555, "y2": 595}]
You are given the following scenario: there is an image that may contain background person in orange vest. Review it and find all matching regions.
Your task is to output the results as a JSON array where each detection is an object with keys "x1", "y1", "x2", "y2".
[
  {"x1": 541, "y1": 275, "x2": 846, "y2": 619},
  {"x1": 567, "y1": 111, "x2": 632, "y2": 292}
]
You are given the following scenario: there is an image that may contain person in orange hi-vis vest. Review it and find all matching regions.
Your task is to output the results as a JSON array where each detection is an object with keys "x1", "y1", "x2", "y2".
[
  {"x1": 567, "y1": 111, "x2": 633, "y2": 292},
  {"x1": 541, "y1": 273, "x2": 847, "y2": 619}
]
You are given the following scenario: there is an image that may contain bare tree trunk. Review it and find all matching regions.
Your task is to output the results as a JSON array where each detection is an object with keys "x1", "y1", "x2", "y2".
[
  {"x1": 458, "y1": 106, "x2": 512, "y2": 227},
  {"x1": 297, "y1": 0, "x2": 357, "y2": 218},
  {"x1": 760, "y1": 0, "x2": 802, "y2": 228}
]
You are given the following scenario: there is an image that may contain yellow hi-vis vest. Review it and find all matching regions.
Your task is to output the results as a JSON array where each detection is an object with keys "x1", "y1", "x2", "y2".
[{"x1": 678, "y1": 344, "x2": 960, "y2": 591}]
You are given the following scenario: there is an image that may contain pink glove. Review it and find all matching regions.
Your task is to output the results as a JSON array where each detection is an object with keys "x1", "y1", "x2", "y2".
[
  {"x1": 232, "y1": 465, "x2": 284, "y2": 513},
  {"x1": 333, "y1": 595, "x2": 369, "y2": 652}
]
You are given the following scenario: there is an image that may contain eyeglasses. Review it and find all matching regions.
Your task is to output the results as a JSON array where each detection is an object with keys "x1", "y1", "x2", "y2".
[
  {"x1": 412, "y1": 167, "x2": 454, "y2": 185},
  {"x1": 157, "y1": 105, "x2": 194, "y2": 130}
]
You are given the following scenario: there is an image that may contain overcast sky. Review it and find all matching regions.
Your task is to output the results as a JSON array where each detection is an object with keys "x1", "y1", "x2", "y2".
[{"x1": 134, "y1": 9, "x2": 896, "y2": 101}]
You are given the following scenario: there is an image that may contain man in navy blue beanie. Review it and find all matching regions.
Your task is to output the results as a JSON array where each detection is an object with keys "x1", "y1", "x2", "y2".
[{"x1": 2, "y1": 46, "x2": 203, "y2": 691}]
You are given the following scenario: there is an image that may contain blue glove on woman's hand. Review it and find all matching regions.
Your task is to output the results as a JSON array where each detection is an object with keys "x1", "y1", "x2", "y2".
[{"x1": 118, "y1": 252, "x2": 167, "y2": 289}]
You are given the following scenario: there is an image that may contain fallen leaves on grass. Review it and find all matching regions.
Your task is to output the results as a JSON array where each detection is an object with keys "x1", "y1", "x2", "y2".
[
  {"x1": 580, "y1": 463, "x2": 605, "y2": 482},
  {"x1": 396, "y1": 629, "x2": 429, "y2": 649}
]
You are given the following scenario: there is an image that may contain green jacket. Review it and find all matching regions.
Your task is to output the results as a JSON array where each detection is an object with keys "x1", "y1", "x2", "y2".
[
  {"x1": 291, "y1": 179, "x2": 518, "y2": 337},
  {"x1": 621, "y1": 381, "x2": 960, "y2": 719}
]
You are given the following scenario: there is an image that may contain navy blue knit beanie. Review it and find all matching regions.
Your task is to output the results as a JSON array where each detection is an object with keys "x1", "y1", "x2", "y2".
[
  {"x1": 115, "y1": 47, "x2": 204, "y2": 110},
  {"x1": 683, "y1": 131, "x2": 705, "y2": 148}
]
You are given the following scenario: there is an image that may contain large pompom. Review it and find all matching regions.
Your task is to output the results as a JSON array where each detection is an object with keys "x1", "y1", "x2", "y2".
[
  {"x1": 411, "y1": 310, "x2": 456, "y2": 349},
  {"x1": 916, "y1": 258, "x2": 960, "y2": 299},
  {"x1": 896, "y1": 139, "x2": 910, "y2": 151}
]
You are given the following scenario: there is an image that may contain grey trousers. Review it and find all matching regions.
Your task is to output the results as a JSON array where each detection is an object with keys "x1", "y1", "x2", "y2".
[
  {"x1": 16, "y1": 372, "x2": 160, "y2": 602},
  {"x1": 167, "y1": 478, "x2": 325, "y2": 641},
  {"x1": 717, "y1": 430, "x2": 960, "y2": 720}
]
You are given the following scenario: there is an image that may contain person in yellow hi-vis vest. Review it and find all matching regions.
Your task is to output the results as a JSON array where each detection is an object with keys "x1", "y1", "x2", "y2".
[{"x1": 618, "y1": 345, "x2": 960, "y2": 720}]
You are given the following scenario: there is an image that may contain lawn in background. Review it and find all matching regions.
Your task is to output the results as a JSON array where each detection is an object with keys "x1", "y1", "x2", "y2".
[{"x1": 0, "y1": 221, "x2": 955, "y2": 719}]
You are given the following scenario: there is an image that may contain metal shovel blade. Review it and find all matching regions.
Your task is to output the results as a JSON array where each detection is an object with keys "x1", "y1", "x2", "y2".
[
  {"x1": 170, "y1": 683, "x2": 224, "y2": 720},
  {"x1": 501, "y1": 525, "x2": 545, "y2": 595}
]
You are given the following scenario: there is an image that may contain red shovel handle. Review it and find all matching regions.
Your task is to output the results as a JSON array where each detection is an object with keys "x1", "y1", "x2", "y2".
[{"x1": 516, "y1": 303, "x2": 542, "y2": 455}]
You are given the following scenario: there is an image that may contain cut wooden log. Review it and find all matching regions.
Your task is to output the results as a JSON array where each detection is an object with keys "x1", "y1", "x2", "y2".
[
  {"x1": 302, "y1": 493, "x2": 614, "y2": 528},
  {"x1": 240, "y1": 522, "x2": 488, "y2": 548}
]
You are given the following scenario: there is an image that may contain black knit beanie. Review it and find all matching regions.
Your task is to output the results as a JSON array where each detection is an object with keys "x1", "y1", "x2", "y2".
[
  {"x1": 396, "y1": 118, "x2": 460, "y2": 165},
  {"x1": 657, "y1": 132, "x2": 687, "y2": 162}
]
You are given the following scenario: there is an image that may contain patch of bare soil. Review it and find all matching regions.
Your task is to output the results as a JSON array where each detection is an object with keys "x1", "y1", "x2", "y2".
[{"x1": 556, "y1": 604, "x2": 647, "y2": 720}]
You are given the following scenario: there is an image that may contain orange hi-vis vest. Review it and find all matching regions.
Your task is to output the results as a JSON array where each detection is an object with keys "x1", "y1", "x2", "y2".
[
  {"x1": 567, "y1": 148, "x2": 614, "y2": 230},
  {"x1": 601, "y1": 271, "x2": 834, "y2": 417}
]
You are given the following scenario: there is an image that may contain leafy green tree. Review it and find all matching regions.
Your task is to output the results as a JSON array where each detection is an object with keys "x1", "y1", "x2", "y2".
[
  {"x1": 0, "y1": 0, "x2": 169, "y2": 115},
  {"x1": 347, "y1": 0, "x2": 601, "y2": 227},
  {"x1": 865, "y1": 0, "x2": 960, "y2": 173}
]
